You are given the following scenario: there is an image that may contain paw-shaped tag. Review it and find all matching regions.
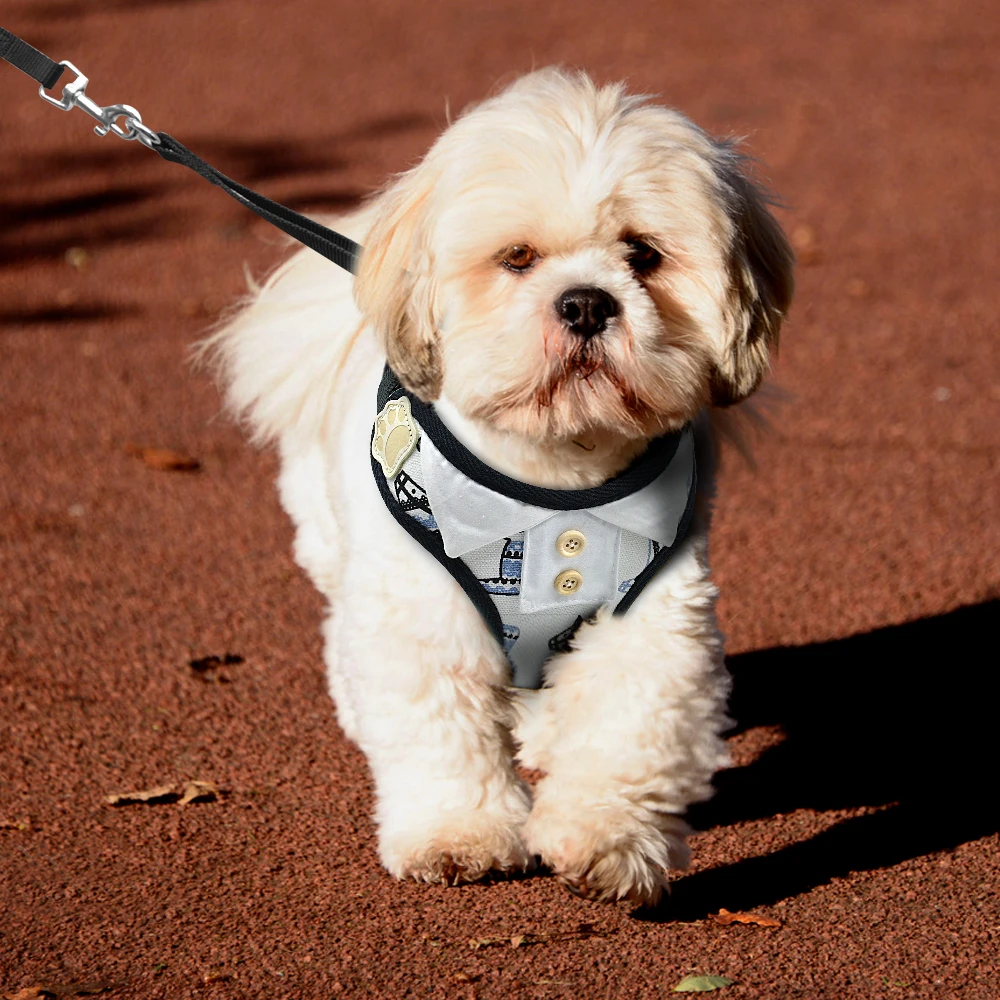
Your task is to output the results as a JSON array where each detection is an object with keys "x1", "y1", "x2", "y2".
[{"x1": 372, "y1": 397, "x2": 418, "y2": 478}]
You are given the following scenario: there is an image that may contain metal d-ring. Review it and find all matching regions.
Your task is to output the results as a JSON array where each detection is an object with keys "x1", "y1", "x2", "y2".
[{"x1": 38, "y1": 59, "x2": 160, "y2": 148}]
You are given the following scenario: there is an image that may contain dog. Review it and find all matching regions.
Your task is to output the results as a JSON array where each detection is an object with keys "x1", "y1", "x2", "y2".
[{"x1": 209, "y1": 68, "x2": 794, "y2": 904}]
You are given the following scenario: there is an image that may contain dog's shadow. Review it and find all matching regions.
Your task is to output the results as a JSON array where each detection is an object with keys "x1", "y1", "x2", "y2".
[{"x1": 639, "y1": 599, "x2": 999, "y2": 921}]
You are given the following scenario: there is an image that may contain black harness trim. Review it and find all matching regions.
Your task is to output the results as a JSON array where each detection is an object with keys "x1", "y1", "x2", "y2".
[
  {"x1": 372, "y1": 369, "x2": 505, "y2": 646},
  {"x1": 613, "y1": 464, "x2": 698, "y2": 616},
  {"x1": 408, "y1": 393, "x2": 684, "y2": 510}
]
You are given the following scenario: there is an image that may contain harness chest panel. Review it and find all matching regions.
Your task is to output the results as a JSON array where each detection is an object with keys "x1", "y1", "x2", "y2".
[{"x1": 370, "y1": 368, "x2": 697, "y2": 689}]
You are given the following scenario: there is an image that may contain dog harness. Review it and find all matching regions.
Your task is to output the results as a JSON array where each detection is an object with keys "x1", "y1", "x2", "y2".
[{"x1": 371, "y1": 367, "x2": 697, "y2": 689}]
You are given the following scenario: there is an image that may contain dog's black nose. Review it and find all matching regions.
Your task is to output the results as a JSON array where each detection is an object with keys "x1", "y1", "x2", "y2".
[{"x1": 555, "y1": 286, "x2": 619, "y2": 339}]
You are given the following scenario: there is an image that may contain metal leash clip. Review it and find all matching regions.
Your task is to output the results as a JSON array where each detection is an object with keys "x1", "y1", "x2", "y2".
[{"x1": 38, "y1": 59, "x2": 160, "y2": 149}]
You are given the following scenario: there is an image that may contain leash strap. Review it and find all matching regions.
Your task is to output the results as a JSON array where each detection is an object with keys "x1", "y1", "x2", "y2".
[
  {"x1": 0, "y1": 26, "x2": 362, "y2": 274},
  {"x1": 153, "y1": 133, "x2": 361, "y2": 274},
  {"x1": 0, "y1": 26, "x2": 65, "y2": 89}
]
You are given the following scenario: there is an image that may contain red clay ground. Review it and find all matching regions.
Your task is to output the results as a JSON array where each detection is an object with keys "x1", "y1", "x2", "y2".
[{"x1": 2, "y1": 1, "x2": 998, "y2": 997}]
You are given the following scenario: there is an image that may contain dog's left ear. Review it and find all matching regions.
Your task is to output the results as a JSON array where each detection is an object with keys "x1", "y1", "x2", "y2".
[
  {"x1": 354, "y1": 164, "x2": 444, "y2": 401},
  {"x1": 709, "y1": 147, "x2": 795, "y2": 407}
]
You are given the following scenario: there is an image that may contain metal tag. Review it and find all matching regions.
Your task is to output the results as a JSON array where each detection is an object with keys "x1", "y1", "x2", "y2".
[{"x1": 372, "y1": 397, "x2": 418, "y2": 478}]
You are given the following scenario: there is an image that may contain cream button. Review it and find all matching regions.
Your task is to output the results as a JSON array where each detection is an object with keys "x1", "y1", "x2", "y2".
[
  {"x1": 554, "y1": 569, "x2": 583, "y2": 595},
  {"x1": 555, "y1": 529, "x2": 587, "y2": 557}
]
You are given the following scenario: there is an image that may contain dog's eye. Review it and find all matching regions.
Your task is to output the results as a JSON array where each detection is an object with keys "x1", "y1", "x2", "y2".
[
  {"x1": 500, "y1": 245, "x2": 539, "y2": 272},
  {"x1": 624, "y1": 238, "x2": 662, "y2": 275}
]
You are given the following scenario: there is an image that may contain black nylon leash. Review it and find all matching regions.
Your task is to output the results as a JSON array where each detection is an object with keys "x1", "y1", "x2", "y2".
[
  {"x1": 0, "y1": 26, "x2": 65, "y2": 89},
  {"x1": 0, "y1": 26, "x2": 362, "y2": 274},
  {"x1": 154, "y1": 133, "x2": 361, "y2": 274}
]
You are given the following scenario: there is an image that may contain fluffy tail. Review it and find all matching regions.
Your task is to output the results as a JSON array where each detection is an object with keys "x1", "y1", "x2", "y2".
[{"x1": 197, "y1": 209, "x2": 375, "y2": 448}]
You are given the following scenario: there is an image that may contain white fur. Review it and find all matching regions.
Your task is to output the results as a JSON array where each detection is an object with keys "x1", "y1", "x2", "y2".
[{"x1": 207, "y1": 69, "x2": 791, "y2": 904}]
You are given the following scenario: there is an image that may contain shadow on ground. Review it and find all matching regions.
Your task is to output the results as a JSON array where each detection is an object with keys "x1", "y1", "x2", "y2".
[
  {"x1": 0, "y1": 303, "x2": 142, "y2": 326},
  {"x1": 641, "y1": 600, "x2": 999, "y2": 921},
  {"x1": 7, "y1": 0, "x2": 217, "y2": 19},
  {"x1": 0, "y1": 181, "x2": 189, "y2": 265}
]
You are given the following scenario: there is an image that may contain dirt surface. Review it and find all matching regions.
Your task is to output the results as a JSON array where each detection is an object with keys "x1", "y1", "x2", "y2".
[{"x1": 2, "y1": 1, "x2": 998, "y2": 997}]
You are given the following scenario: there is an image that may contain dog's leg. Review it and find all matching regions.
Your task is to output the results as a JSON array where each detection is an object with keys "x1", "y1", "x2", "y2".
[
  {"x1": 273, "y1": 443, "x2": 366, "y2": 741},
  {"x1": 320, "y1": 611, "x2": 361, "y2": 743},
  {"x1": 510, "y1": 688, "x2": 552, "y2": 772},
  {"x1": 335, "y1": 569, "x2": 533, "y2": 885},
  {"x1": 522, "y1": 533, "x2": 731, "y2": 905}
]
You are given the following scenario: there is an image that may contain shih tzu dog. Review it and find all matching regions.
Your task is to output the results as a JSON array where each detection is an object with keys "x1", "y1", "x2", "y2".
[{"x1": 210, "y1": 68, "x2": 793, "y2": 904}]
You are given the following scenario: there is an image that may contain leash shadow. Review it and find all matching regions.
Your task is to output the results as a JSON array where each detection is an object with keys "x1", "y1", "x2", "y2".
[
  {"x1": 192, "y1": 113, "x2": 433, "y2": 186},
  {"x1": 8, "y1": 0, "x2": 217, "y2": 19},
  {"x1": 0, "y1": 158, "x2": 191, "y2": 264},
  {"x1": 641, "y1": 599, "x2": 999, "y2": 921},
  {"x1": 0, "y1": 303, "x2": 142, "y2": 326},
  {"x1": 186, "y1": 113, "x2": 434, "y2": 213}
]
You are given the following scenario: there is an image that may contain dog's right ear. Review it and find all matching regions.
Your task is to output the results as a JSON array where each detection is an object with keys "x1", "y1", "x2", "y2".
[
  {"x1": 709, "y1": 145, "x2": 795, "y2": 407},
  {"x1": 354, "y1": 165, "x2": 443, "y2": 401}
]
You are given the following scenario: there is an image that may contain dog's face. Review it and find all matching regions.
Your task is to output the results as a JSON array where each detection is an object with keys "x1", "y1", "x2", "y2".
[{"x1": 356, "y1": 69, "x2": 794, "y2": 444}]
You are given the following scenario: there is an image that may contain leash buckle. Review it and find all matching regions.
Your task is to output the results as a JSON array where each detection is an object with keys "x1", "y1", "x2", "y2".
[{"x1": 38, "y1": 59, "x2": 160, "y2": 149}]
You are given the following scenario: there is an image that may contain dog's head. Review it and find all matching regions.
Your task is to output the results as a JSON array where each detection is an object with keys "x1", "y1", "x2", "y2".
[{"x1": 355, "y1": 69, "x2": 793, "y2": 444}]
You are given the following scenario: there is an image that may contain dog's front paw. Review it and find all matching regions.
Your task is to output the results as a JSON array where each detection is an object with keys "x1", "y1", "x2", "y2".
[
  {"x1": 380, "y1": 808, "x2": 533, "y2": 886},
  {"x1": 524, "y1": 795, "x2": 689, "y2": 905}
]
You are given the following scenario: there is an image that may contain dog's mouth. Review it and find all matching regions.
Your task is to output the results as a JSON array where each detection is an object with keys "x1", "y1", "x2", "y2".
[
  {"x1": 537, "y1": 336, "x2": 606, "y2": 401},
  {"x1": 467, "y1": 338, "x2": 658, "y2": 437},
  {"x1": 532, "y1": 335, "x2": 655, "y2": 424}
]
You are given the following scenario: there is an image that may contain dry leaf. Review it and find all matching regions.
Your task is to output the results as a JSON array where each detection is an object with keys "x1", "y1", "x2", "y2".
[
  {"x1": 124, "y1": 444, "x2": 201, "y2": 472},
  {"x1": 673, "y1": 974, "x2": 734, "y2": 993},
  {"x1": 470, "y1": 935, "x2": 523, "y2": 950},
  {"x1": 64, "y1": 247, "x2": 90, "y2": 269},
  {"x1": 4, "y1": 983, "x2": 117, "y2": 999},
  {"x1": 178, "y1": 780, "x2": 219, "y2": 806},
  {"x1": 104, "y1": 780, "x2": 220, "y2": 807},
  {"x1": 712, "y1": 908, "x2": 782, "y2": 928},
  {"x1": 790, "y1": 224, "x2": 815, "y2": 250},
  {"x1": 789, "y1": 224, "x2": 822, "y2": 266},
  {"x1": 104, "y1": 784, "x2": 178, "y2": 806},
  {"x1": 469, "y1": 925, "x2": 606, "y2": 950}
]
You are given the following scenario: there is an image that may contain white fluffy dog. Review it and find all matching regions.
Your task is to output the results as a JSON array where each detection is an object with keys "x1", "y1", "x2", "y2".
[{"x1": 210, "y1": 68, "x2": 793, "y2": 904}]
